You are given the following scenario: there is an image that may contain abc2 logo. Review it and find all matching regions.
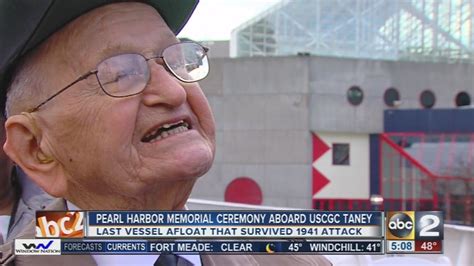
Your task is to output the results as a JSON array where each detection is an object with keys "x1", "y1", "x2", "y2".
[
  {"x1": 36, "y1": 211, "x2": 84, "y2": 238},
  {"x1": 386, "y1": 211, "x2": 443, "y2": 241}
]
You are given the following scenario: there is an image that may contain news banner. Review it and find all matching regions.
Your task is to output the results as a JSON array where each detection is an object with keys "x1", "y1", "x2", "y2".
[{"x1": 14, "y1": 210, "x2": 443, "y2": 255}]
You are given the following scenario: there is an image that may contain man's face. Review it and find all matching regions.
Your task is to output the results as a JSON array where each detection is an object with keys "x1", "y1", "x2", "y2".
[{"x1": 33, "y1": 3, "x2": 215, "y2": 207}]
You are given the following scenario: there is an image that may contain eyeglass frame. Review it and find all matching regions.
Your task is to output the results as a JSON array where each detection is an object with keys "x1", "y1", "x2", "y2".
[{"x1": 27, "y1": 41, "x2": 210, "y2": 113}]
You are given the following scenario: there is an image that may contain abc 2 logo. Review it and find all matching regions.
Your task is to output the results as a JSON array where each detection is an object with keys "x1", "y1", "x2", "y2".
[
  {"x1": 386, "y1": 211, "x2": 443, "y2": 241},
  {"x1": 36, "y1": 211, "x2": 84, "y2": 238}
]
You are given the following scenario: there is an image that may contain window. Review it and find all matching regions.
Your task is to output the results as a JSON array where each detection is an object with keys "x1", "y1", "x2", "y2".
[
  {"x1": 332, "y1": 143, "x2": 350, "y2": 165},
  {"x1": 384, "y1": 87, "x2": 400, "y2": 107},
  {"x1": 420, "y1": 90, "x2": 436, "y2": 109},
  {"x1": 347, "y1": 86, "x2": 364, "y2": 106},
  {"x1": 455, "y1": 91, "x2": 471, "y2": 107}
]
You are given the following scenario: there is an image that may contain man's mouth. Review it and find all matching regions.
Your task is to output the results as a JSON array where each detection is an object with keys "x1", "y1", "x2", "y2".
[{"x1": 141, "y1": 120, "x2": 191, "y2": 143}]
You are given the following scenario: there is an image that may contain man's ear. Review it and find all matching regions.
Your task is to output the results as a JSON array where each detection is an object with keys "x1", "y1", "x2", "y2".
[{"x1": 3, "y1": 114, "x2": 67, "y2": 197}]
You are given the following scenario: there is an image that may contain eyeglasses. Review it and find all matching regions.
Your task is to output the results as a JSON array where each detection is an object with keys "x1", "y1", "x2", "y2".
[{"x1": 28, "y1": 42, "x2": 209, "y2": 112}]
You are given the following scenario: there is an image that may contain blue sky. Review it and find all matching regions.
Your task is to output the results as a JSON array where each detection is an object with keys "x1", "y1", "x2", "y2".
[{"x1": 178, "y1": 0, "x2": 281, "y2": 41}]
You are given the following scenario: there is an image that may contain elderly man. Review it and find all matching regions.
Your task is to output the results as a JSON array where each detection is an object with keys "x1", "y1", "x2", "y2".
[{"x1": 0, "y1": 1, "x2": 330, "y2": 265}]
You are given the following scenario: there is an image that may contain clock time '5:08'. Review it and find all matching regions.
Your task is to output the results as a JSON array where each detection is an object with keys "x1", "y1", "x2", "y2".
[{"x1": 388, "y1": 240, "x2": 414, "y2": 252}]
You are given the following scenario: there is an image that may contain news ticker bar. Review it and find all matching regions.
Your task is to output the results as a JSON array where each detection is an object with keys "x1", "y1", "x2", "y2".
[
  {"x1": 31, "y1": 210, "x2": 444, "y2": 255},
  {"x1": 36, "y1": 211, "x2": 384, "y2": 238},
  {"x1": 14, "y1": 239, "x2": 385, "y2": 255},
  {"x1": 34, "y1": 210, "x2": 444, "y2": 253}
]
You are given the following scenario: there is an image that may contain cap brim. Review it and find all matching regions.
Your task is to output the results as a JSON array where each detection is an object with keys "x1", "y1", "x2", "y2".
[{"x1": 22, "y1": 0, "x2": 198, "y2": 54}]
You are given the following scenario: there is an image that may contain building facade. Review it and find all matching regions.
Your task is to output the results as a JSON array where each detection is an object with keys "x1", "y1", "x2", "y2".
[
  {"x1": 190, "y1": 0, "x2": 474, "y2": 225},
  {"x1": 191, "y1": 55, "x2": 474, "y2": 225}
]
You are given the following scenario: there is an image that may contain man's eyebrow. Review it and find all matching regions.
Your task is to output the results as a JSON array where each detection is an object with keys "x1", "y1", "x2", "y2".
[
  {"x1": 98, "y1": 42, "x2": 138, "y2": 59},
  {"x1": 95, "y1": 32, "x2": 179, "y2": 62}
]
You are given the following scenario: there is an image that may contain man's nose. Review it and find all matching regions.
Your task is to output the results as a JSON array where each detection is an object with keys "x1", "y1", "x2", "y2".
[{"x1": 141, "y1": 61, "x2": 187, "y2": 108}]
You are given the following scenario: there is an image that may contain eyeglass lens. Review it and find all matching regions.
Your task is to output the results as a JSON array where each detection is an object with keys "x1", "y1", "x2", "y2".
[{"x1": 96, "y1": 42, "x2": 208, "y2": 97}]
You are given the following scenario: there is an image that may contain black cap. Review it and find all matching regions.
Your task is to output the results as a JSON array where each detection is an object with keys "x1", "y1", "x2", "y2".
[{"x1": 0, "y1": 0, "x2": 199, "y2": 115}]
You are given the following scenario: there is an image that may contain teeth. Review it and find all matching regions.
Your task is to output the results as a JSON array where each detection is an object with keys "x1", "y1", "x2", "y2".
[
  {"x1": 147, "y1": 125, "x2": 189, "y2": 143},
  {"x1": 142, "y1": 120, "x2": 191, "y2": 143}
]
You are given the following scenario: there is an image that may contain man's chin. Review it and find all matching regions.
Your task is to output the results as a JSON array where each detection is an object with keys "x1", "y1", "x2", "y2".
[
  {"x1": 165, "y1": 149, "x2": 214, "y2": 180},
  {"x1": 137, "y1": 146, "x2": 214, "y2": 181}
]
